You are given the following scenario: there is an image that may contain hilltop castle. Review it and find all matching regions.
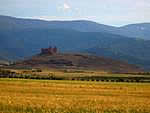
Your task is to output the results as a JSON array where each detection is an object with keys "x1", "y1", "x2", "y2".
[{"x1": 41, "y1": 46, "x2": 58, "y2": 55}]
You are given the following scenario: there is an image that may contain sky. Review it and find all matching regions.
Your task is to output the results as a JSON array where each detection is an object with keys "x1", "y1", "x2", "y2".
[{"x1": 0, "y1": 0, "x2": 150, "y2": 26}]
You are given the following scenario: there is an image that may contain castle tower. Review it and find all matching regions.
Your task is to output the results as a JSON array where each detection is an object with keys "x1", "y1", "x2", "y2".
[
  {"x1": 40, "y1": 46, "x2": 58, "y2": 55},
  {"x1": 53, "y1": 46, "x2": 57, "y2": 53}
]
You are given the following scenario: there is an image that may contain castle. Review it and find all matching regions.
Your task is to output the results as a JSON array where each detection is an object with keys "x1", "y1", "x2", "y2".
[{"x1": 41, "y1": 46, "x2": 58, "y2": 55}]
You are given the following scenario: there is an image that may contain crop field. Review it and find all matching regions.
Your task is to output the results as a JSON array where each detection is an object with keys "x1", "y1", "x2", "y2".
[{"x1": 0, "y1": 78, "x2": 150, "y2": 113}]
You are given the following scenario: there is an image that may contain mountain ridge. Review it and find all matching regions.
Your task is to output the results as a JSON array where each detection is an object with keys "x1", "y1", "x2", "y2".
[{"x1": 1, "y1": 15, "x2": 150, "y2": 40}]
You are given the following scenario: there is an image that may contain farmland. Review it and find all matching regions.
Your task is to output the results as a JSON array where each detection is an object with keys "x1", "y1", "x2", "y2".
[
  {"x1": 1, "y1": 68, "x2": 150, "y2": 83},
  {"x1": 0, "y1": 78, "x2": 150, "y2": 113}
]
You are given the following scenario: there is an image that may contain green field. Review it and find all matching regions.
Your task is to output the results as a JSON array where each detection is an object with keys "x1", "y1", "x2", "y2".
[{"x1": 0, "y1": 78, "x2": 150, "y2": 113}]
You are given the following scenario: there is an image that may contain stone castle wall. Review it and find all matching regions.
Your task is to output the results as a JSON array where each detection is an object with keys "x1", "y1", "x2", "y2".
[{"x1": 41, "y1": 46, "x2": 58, "y2": 55}]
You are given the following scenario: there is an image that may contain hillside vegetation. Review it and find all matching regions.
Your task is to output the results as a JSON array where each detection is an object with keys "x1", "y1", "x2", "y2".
[{"x1": 12, "y1": 53, "x2": 141, "y2": 73}]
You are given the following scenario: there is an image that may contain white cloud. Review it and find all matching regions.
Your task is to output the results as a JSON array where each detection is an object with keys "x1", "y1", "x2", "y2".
[
  {"x1": 63, "y1": 3, "x2": 71, "y2": 10},
  {"x1": 57, "y1": 2, "x2": 72, "y2": 12}
]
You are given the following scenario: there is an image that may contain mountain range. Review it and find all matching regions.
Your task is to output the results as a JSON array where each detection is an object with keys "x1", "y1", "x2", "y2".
[
  {"x1": 0, "y1": 15, "x2": 150, "y2": 69},
  {"x1": 1, "y1": 15, "x2": 150, "y2": 39}
]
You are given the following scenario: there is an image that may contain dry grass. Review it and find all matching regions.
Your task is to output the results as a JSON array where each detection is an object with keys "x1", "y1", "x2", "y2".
[{"x1": 0, "y1": 78, "x2": 150, "y2": 113}]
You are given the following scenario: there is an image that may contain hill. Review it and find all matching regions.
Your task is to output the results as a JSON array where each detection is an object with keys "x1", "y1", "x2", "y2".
[
  {"x1": 13, "y1": 53, "x2": 141, "y2": 73},
  {"x1": 85, "y1": 47, "x2": 150, "y2": 70},
  {"x1": 1, "y1": 15, "x2": 150, "y2": 69},
  {"x1": 1, "y1": 27, "x2": 150, "y2": 69},
  {"x1": 0, "y1": 15, "x2": 116, "y2": 32},
  {"x1": 118, "y1": 23, "x2": 150, "y2": 40}
]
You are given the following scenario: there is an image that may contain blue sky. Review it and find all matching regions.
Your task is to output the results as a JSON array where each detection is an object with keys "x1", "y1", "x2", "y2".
[{"x1": 0, "y1": 0, "x2": 150, "y2": 26}]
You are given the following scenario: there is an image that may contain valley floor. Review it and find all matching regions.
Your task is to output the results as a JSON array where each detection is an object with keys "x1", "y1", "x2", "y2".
[{"x1": 0, "y1": 78, "x2": 150, "y2": 113}]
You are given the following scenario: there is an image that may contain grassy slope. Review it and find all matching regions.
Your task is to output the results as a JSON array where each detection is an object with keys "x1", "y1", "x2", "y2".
[
  {"x1": 0, "y1": 78, "x2": 150, "y2": 113},
  {"x1": 13, "y1": 53, "x2": 141, "y2": 73}
]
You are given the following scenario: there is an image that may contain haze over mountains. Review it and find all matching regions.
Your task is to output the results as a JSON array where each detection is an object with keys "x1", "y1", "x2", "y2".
[
  {"x1": 1, "y1": 15, "x2": 150, "y2": 39},
  {"x1": 0, "y1": 15, "x2": 150, "y2": 69}
]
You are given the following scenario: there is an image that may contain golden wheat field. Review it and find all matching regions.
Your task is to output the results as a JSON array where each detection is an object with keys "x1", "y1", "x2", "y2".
[{"x1": 0, "y1": 78, "x2": 150, "y2": 113}]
